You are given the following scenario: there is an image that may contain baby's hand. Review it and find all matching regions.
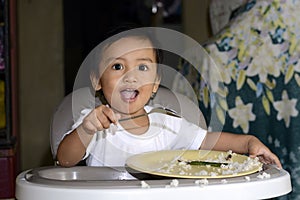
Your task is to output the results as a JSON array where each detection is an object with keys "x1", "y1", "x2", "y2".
[
  {"x1": 81, "y1": 105, "x2": 120, "y2": 135},
  {"x1": 248, "y1": 137, "x2": 282, "y2": 169}
]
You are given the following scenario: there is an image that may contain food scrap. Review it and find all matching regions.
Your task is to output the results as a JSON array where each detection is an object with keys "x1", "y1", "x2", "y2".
[{"x1": 157, "y1": 150, "x2": 262, "y2": 177}]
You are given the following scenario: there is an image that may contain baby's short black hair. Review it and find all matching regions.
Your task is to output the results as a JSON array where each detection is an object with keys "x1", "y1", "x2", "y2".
[{"x1": 102, "y1": 23, "x2": 163, "y2": 64}]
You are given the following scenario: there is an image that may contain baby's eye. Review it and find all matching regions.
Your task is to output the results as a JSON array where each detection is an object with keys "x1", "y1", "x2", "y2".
[
  {"x1": 112, "y1": 63, "x2": 124, "y2": 70},
  {"x1": 138, "y1": 64, "x2": 149, "y2": 71}
]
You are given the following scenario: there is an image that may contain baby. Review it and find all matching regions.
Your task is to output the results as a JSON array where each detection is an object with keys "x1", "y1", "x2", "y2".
[{"x1": 56, "y1": 27, "x2": 281, "y2": 168}]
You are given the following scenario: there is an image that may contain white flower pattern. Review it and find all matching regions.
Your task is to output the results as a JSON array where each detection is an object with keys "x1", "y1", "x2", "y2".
[
  {"x1": 228, "y1": 97, "x2": 256, "y2": 133},
  {"x1": 273, "y1": 90, "x2": 298, "y2": 127}
]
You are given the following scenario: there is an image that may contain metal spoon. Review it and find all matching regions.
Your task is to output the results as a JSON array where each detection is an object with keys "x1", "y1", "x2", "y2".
[{"x1": 119, "y1": 107, "x2": 181, "y2": 122}]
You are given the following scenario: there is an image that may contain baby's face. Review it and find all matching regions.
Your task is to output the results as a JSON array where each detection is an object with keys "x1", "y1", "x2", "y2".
[{"x1": 98, "y1": 36, "x2": 160, "y2": 115}]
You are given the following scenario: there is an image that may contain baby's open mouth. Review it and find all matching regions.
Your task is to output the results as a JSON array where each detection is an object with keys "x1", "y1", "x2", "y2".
[{"x1": 120, "y1": 89, "x2": 139, "y2": 102}]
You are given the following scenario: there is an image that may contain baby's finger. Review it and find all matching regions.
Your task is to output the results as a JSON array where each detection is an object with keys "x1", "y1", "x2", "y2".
[
  {"x1": 81, "y1": 119, "x2": 101, "y2": 135},
  {"x1": 97, "y1": 111, "x2": 112, "y2": 129},
  {"x1": 102, "y1": 105, "x2": 119, "y2": 124},
  {"x1": 251, "y1": 153, "x2": 282, "y2": 169},
  {"x1": 269, "y1": 154, "x2": 282, "y2": 169}
]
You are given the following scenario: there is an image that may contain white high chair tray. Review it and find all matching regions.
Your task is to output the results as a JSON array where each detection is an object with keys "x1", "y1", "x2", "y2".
[{"x1": 16, "y1": 164, "x2": 291, "y2": 200}]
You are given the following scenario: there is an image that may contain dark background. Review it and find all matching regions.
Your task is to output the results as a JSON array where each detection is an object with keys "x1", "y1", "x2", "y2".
[{"x1": 63, "y1": 0, "x2": 182, "y2": 94}]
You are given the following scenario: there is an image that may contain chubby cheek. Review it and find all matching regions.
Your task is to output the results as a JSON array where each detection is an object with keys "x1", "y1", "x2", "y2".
[
  {"x1": 100, "y1": 79, "x2": 118, "y2": 102},
  {"x1": 140, "y1": 84, "x2": 154, "y2": 98},
  {"x1": 103, "y1": 85, "x2": 119, "y2": 103}
]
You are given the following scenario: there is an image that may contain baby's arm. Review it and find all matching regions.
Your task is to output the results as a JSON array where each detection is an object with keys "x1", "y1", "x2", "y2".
[
  {"x1": 201, "y1": 132, "x2": 282, "y2": 168},
  {"x1": 56, "y1": 105, "x2": 119, "y2": 167}
]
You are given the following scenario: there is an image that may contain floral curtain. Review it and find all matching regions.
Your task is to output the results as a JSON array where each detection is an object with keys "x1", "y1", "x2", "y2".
[{"x1": 173, "y1": 0, "x2": 300, "y2": 199}]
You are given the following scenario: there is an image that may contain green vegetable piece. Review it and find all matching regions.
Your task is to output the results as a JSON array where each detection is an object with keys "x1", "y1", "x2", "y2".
[{"x1": 178, "y1": 160, "x2": 228, "y2": 167}]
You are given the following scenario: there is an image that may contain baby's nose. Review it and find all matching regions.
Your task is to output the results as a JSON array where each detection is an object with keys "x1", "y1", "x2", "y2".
[{"x1": 123, "y1": 69, "x2": 138, "y2": 83}]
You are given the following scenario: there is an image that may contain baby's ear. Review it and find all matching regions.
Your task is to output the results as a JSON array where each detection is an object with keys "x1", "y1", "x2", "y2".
[
  {"x1": 152, "y1": 75, "x2": 161, "y2": 93},
  {"x1": 90, "y1": 72, "x2": 102, "y2": 91}
]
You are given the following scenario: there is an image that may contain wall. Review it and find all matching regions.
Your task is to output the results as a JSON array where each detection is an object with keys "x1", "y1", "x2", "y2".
[
  {"x1": 18, "y1": 0, "x2": 64, "y2": 170},
  {"x1": 183, "y1": 0, "x2": 211, "y2": 43}
]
